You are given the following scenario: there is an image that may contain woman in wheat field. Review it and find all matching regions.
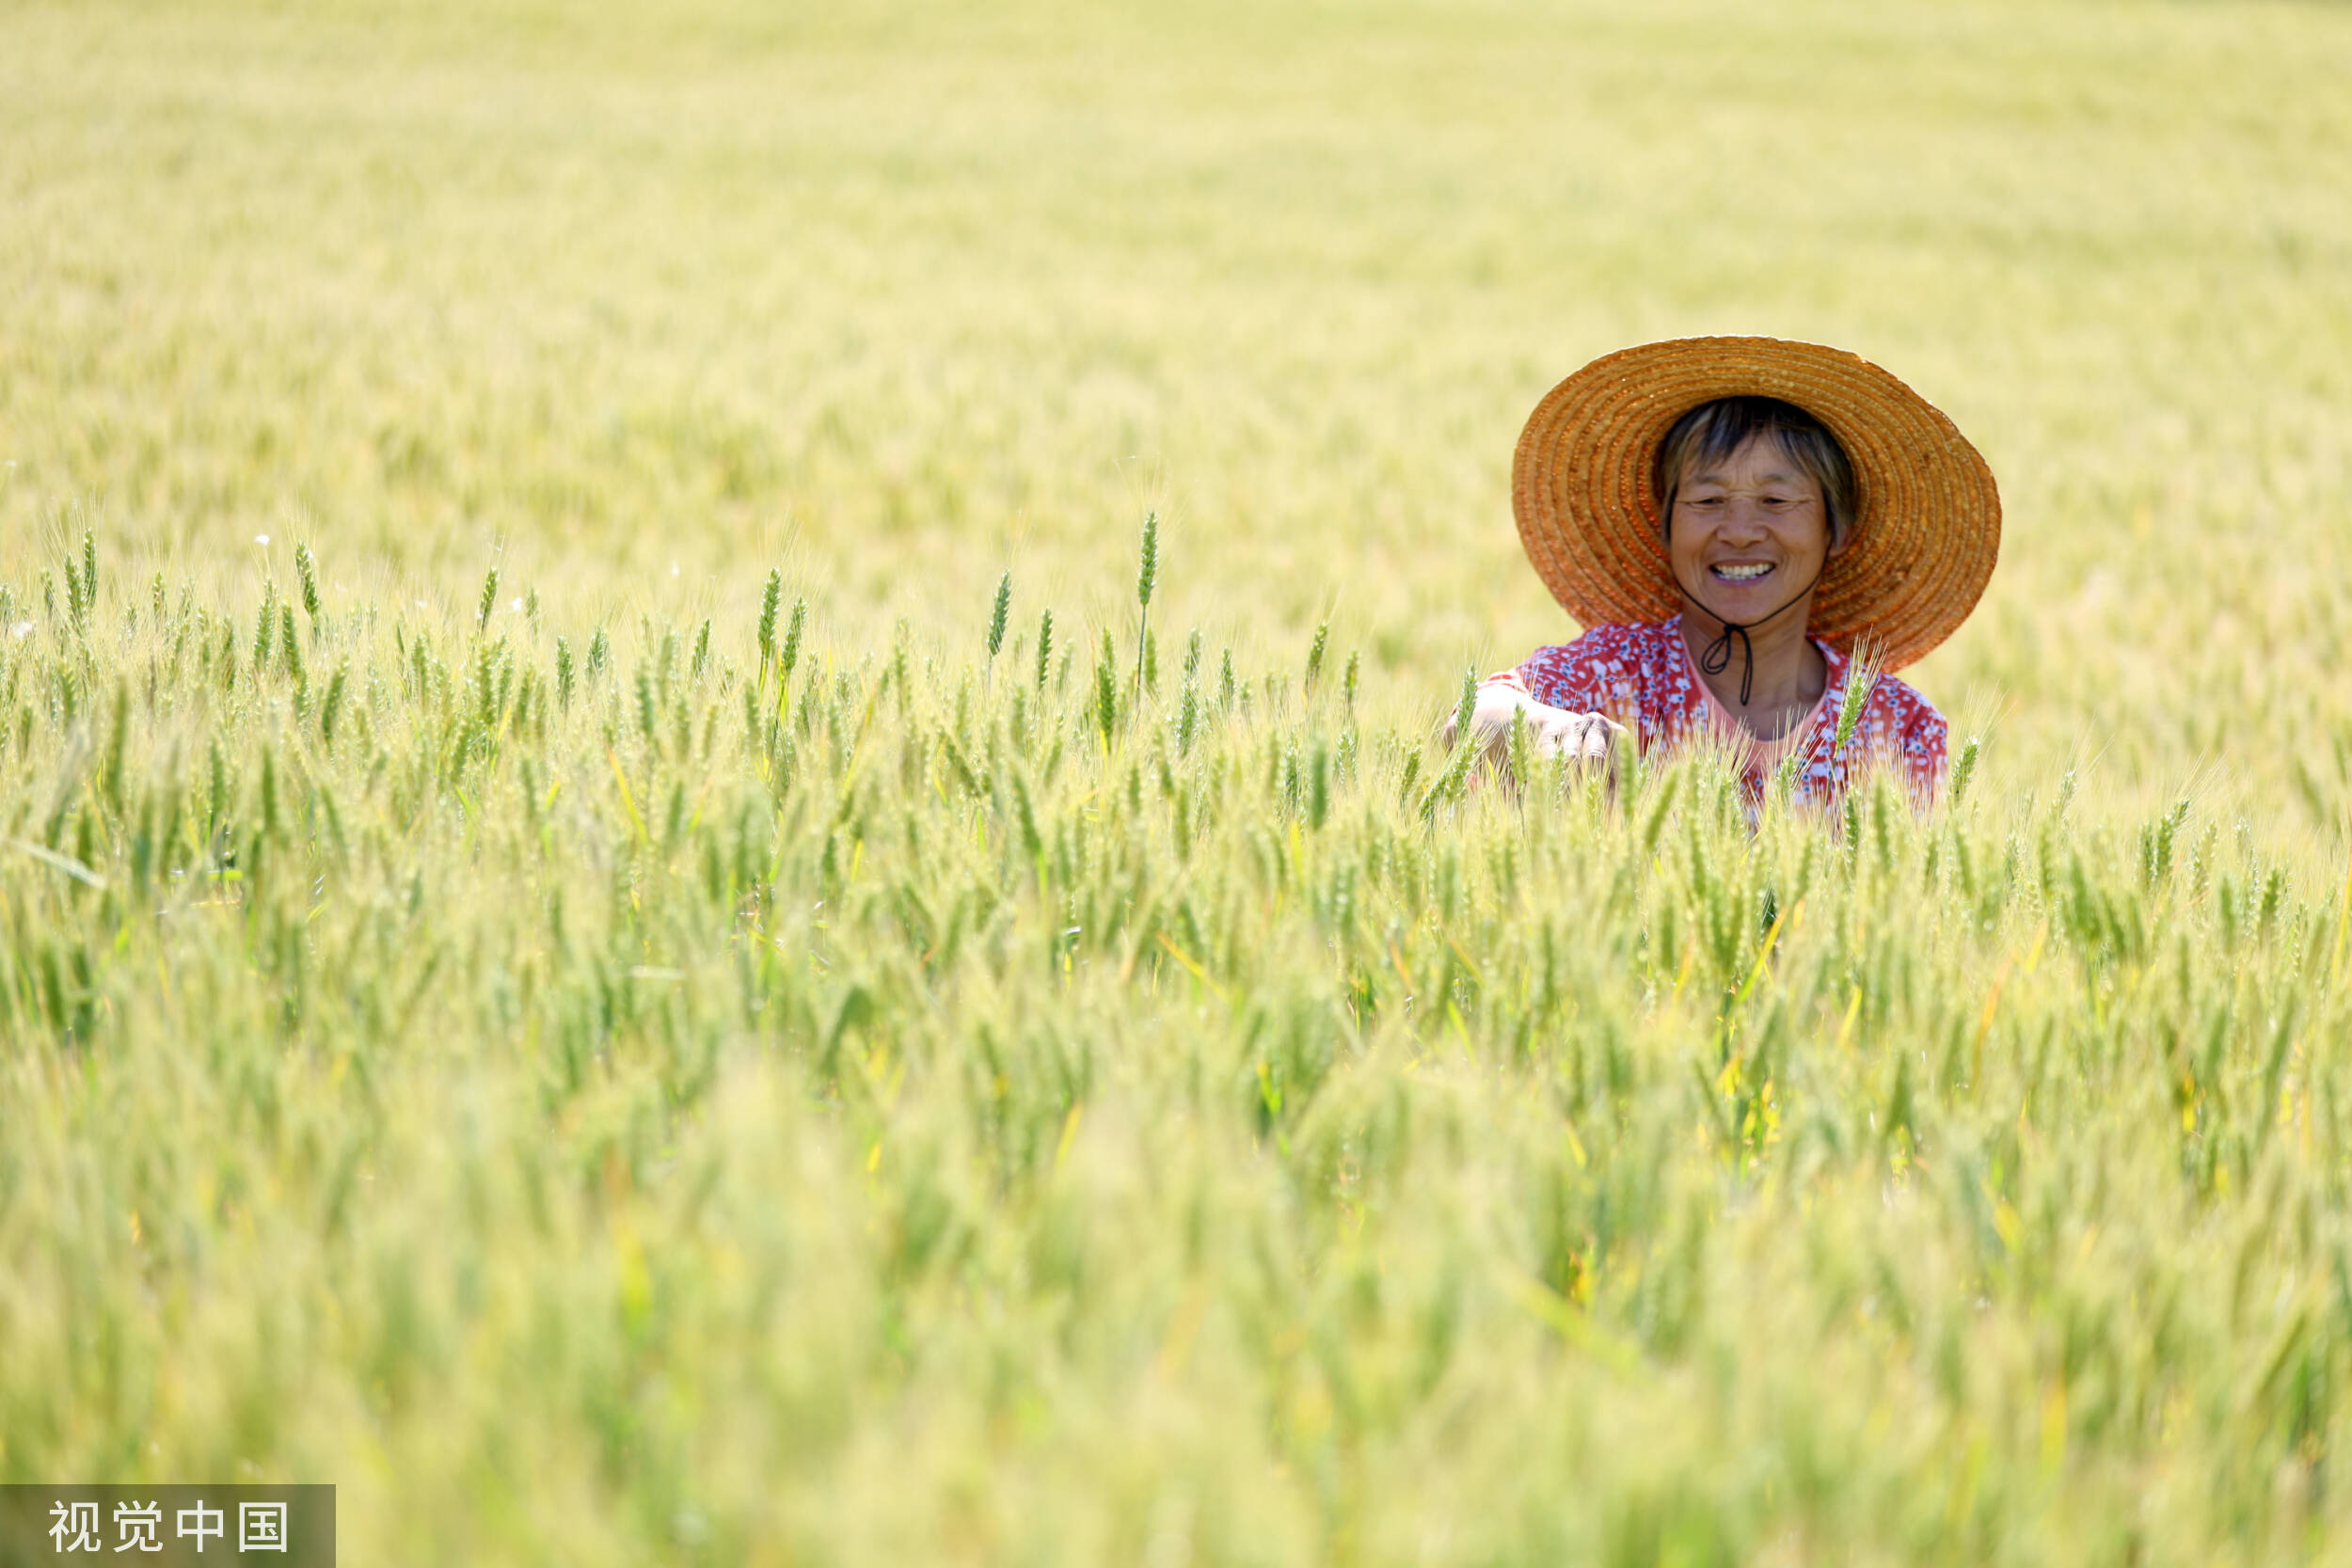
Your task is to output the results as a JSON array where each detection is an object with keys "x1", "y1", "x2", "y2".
[{"x1": 1454, "y1": 337, "x2": 2001, "y2": 803}]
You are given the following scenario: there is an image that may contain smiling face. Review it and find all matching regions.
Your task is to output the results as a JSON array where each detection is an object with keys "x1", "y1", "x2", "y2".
[{"x1": 1665, "y1": 432, "x2": 1846, "y2": 627}]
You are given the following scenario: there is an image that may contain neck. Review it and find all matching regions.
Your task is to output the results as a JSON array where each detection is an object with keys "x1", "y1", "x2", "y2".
[{"x1": 1678, "y1": 608, "x2": 1827, "y2": 736}]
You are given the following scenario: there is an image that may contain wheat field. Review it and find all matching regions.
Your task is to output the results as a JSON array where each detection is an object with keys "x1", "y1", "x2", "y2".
[{"x1": 5, "y1": 0, "x2": 2352, "y2": 1562}]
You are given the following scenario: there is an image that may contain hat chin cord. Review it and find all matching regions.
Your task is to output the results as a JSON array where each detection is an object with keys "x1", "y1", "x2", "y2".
[{"x1": 1667, "y1": 560, "x2": 1827, "y2": 708}]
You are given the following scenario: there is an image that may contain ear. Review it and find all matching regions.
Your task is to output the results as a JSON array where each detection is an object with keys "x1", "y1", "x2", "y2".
[{"x1": 1824, "y1": 515, "x2": 1852, "y2": 559}]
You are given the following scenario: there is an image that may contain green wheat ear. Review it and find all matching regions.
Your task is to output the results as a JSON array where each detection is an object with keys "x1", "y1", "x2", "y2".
[
  {"x1": 295, "y1": 542, "x2": 320, "y2": 619},
  {"x1": 987, "y1": 572, "x2": 1011, "y2": 659},
  {"x1": 779, "y1": 598, "x2": 806, "y2": 683},
  {"x1": 757, "y1": 567, "x2": 781, "y2": 669},
  {"x1": 1176, "y1": 678, "x2": 1200, "y2": 755},
  {"x1": 1094, "y1": 627, "x2": 1119, "y2": 745},
  {"x1": 1834, "y1": 638, "x2": 1882, "y2": 755},
  {"x1": 1133, "y1": 513, "x2": 1157, "y2": 696},
  {"x1": 252, "y1": 579, "x2": 278, "y2": 670},
  {"x1": 1948, "y1": 734, "x2": 1982, "y2": 807}
]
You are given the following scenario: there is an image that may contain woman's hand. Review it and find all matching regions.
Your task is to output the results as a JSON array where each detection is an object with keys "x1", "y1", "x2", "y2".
[{"x1": 1444, "y1": 683, "x2": 1628, "y2": 778}]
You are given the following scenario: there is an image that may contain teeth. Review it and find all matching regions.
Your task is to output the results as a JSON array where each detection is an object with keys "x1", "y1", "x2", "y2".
[{"x1": 1713, "y1": 563, "x2": 1773, "y2": 581}]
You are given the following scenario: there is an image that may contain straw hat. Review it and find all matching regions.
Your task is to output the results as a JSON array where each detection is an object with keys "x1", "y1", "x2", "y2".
[{"x1": 1511, "y1": 336, "x2": 1999, "y2": 671}]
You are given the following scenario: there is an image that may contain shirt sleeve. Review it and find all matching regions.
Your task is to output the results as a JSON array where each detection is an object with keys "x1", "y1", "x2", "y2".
[{"x1": 1497, "y1": 641, "x2": 1606, "y2": 713}]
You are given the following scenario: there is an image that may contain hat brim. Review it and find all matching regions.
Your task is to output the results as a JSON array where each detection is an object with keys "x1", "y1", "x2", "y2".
[{"x1": 1510, "y1": 337, "x2": 2000, "y2": 672}]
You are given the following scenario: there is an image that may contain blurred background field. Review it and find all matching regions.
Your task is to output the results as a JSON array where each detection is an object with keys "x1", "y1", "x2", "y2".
[{"x1": 5, "y1": 0, "x2": 2352, "y2": 1563}]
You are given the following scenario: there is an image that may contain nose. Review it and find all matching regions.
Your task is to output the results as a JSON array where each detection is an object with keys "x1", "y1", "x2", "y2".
[{"x1": 1717, "y1": 497, "x2": 1772, "y2": 540}]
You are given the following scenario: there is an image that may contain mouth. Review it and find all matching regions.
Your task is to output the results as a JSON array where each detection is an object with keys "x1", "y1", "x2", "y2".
[{"x1": 1708, "y1": 562, "x2": 1776, "y2": 583}]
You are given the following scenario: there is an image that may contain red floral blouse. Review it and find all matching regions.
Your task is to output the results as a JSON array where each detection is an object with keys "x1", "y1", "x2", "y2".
[{"x1": 1486, "y1": 617, "x2": 1947, "y2": 803}]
